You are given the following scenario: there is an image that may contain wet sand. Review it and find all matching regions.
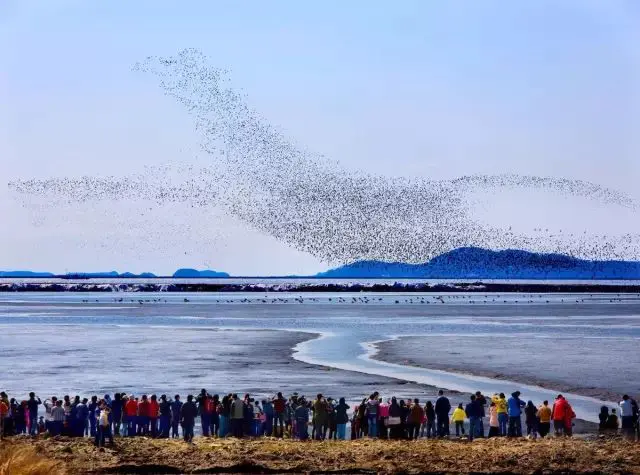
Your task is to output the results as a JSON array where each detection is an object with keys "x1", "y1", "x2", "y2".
[
  {"x1": 1, "y1": 326, "x2": 435, "y2": 404},
  {"x1": 372, "y1": 335, "x2": 637, "y2": 403}
]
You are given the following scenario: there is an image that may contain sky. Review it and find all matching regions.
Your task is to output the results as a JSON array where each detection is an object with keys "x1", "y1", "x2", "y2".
[{"x1": 1, "y1": 0, "x2": 639, "y2": 275}]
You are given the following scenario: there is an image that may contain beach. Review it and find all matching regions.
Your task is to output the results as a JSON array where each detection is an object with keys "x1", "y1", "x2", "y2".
[
  {"x1": 371, "y1": 334, "x2": 640, "y2": 403},
  {"x1": 1, "y1": 291, "x2": 638, "y2": 427}
]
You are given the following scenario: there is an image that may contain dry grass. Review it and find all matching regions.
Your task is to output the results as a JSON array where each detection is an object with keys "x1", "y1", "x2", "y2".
[
  {"x1": 4, "y1": 436, "x2": 640, "y2": 474},
  {"x1": 0, "y1": 443, "x2": 67, "y2": 475}
]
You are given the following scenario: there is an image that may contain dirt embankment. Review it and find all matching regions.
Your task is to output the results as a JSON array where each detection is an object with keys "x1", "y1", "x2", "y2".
[{"x1": 2, "y1": 436, "x2": 639, "y2": 474}]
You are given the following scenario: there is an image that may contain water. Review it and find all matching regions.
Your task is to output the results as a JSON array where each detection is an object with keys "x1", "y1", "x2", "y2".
[{"x1": 1, "y1": 291, "x2": 639, "y2": 423}]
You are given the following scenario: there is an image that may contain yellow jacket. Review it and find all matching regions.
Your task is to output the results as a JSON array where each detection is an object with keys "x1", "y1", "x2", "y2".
[
  {"x1": 538, "y1": 405, "x2": 552, "y2": 423},
  {"x1": 493, "y1": 395, "x2": 507, "y2": 414},
  {"x1": 451, "y1": 407, "x2": 466, "y2": 422}
]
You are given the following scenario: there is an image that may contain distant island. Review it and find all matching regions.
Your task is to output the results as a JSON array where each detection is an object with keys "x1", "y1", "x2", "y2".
[
  {"x1": 316, "y1": 247, "x2": 640, "y2": 280},
  {"x1": 0, "y1": 268, "x2": 230, "y2": 279},
  {"x1": 172, "y1": 268, "x2": 230, "y2": 278},
  {"x1": 2, "y1": 247, "x2": 640, "y2": 280}
]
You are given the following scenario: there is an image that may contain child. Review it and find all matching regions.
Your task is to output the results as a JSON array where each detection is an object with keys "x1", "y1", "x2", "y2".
[
  {"x1": 488, "y1": 401, "x2": 500, "y2": 438},
  {"x1": 452, "y1": 403, "x2": 466, "y2": 437},
  {"x1": 607, "y1": 408, "x2": 619, "y2": 430},
  {"x1": 37, "y1": 416, "x2": 46, "y2": 434}
]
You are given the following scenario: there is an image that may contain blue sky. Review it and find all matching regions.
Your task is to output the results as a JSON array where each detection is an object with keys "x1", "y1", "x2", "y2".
[{"x1": 1, "y1": 0, "x2": 639, "y2": 275}]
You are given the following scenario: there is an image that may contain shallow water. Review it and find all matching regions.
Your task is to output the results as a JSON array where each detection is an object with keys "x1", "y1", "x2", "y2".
[{"x1": 1, "y1": 292, "x2": 638, "y2": 423}]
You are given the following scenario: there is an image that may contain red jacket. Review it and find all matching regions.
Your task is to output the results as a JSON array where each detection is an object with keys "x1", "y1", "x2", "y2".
[
  {"x1": 138, "y1": 400, "x2": 150, "y2": 417},
  {"x1": 149, "y1": 400, "x2": 159, "y2": 418},
  {"x1": 124, "y1": 400, "x2": 138, "y2": 417}
]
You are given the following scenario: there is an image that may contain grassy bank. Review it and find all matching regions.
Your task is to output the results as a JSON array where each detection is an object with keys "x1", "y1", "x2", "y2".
[{"x1": 1, "y1": 436, "x2": 639, "y2": 474}]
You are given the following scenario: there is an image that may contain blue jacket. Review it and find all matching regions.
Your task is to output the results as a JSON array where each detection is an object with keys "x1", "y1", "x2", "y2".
[
  {"x1": 171, "y1": 400, "x2": 183, "y2": 422},
  {"x1": 465, "y1": 400, "x2": 483, "y2": 419},
  {"x1": 508, "y1": 396, "x2": 525, "y2": 417},
  {"x1": 435, "y1": 396, "x2": 451, "y2": 416}
]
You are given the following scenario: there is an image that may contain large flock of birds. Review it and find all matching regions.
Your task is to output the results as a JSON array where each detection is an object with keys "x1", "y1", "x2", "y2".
[{"x1": 8, "y1": 49, "x2": 640, "y2": 265}]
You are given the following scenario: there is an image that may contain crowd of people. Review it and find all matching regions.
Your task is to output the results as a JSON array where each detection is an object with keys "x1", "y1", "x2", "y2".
[{"x1": 1, "y1": 389, "x2": 638, "y2": 446}]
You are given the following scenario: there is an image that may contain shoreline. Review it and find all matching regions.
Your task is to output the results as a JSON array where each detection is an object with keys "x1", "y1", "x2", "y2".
[
  {"x1": 3, "y1": 281, "x2": 640, "y2": 293},
  {"x1": 370, "y1": 337, "x2": 625, "y2": 403}
]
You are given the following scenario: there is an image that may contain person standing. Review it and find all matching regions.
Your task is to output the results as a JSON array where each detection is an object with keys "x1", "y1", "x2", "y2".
[
  {"x1": 26, "y1": 392, "x2": 41, "y2": 436},
  {"x1": 170, "y1": 395, "x2": 182, "y2": 439},
  {"x1": 0, "y1": 397, "x2": 8, "y2": 439},
  {"x1": 76, "y1": 398, "x2": 89, "y2": 437},
  {"x1": 180, "y1": 395, "x2": 198, "y2": 443},
  {"x1": 88, "y1": 396, "x2": 99, "y2": 437},
  {"x1": 620, "y1": 395, "x2": 635, "y2": 437},
  {"x1": 50, "y1": 400, "x2": 66, "y2": 436},
  {"x1": 408, "y1": 399, "x2": 424, "y2": 440},
  {"x1": 294, "y1": 399, "x2": 310, "y2": 440},
  {"x1": 366, "y1": 393, "x2": 379, "y2": 438},
  {"x1": 435, "y1": 390, "x2": 451, "y2": 437},
  {"x1": 524, "y1": 401, "x2": 538, "y2": 439},
  {"x1": 96, "y1": 405, "x2": 114, "y2": 447},
  {"x1": 493, "y1": 393, "x2": 509, "y2": 436},
  {"x1": 111, "y1": 393, "x2": 123, "y2": 437},
  {"x1": 537, "y1": 401, "x2": 552, "y2": 438},
  {"x1": 335, "y1": 397, "x2": 350, "y2": 440},
  {"x1": 488, "y1": 401, "x2": 500, "y2": 438},
  {"x1": 272, "y1": 392, "x2": 286, "y2": 437},
  {"x1": 230, "y1": 394, "x2": 244, "y2": 438},
  {"x1": 507, "y1": 391, "x2": 525, "y2": 437},
  {"x1": 465, "y1": 396, "x2": 482, "y2": 441},
  {"x1": 424, "y1": 401, "x2": 436, "y2": 438},
  {"x1": 124, "y1": 395, "x2": 138, "y2": 437},
  {"x1": 197, "y1": 390, "x2": 211, "y2": 437},
  {"x1": 475, "y1": 391, "x2": 487, "y2": 438},
  {"x1": 313, "y1": 394, "x2": 328, "y2": 440},
  {"x1": 158, "y1": 395, "x2": 171, "y2": 438},
  {"x1": 149, "y1": 395, "x2": 159, "y2": 438},
  {"x1": 452, "y1": 403, "x2": 466, "y2": 437}
]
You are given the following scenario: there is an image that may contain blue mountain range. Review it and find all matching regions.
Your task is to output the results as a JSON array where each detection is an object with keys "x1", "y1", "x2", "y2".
[
  {"x1": 316, "y1": 247, "x2": 640, "y2": 279},
  {"x1": 172, "y1": 268, "x2": 230, "y2": 278},
  {"x1": 3, "y1": 248, "x2": 640, "y2": 279}
]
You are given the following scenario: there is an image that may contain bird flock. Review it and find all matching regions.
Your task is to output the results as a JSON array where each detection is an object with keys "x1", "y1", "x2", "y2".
[{"x1": 8, "y1": 49, "x2": 640, "y2": 265}]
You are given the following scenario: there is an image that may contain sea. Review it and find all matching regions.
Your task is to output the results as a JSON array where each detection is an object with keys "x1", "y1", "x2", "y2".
[{"x1": 1, "y1": 286, "x2": 639, "y2": 424}]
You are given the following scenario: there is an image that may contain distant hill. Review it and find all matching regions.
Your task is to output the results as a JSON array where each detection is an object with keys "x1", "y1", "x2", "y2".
[
  {"x1": 60, "y1": 271, "x2": 158, "y2": 278},
  {"x1": 0, "y1": 270, "x2": 156, "y2": 278},
  {"x1": 316, "y1": 247, "x2": 640, "y2": 279},
  {"x1": 0, "y1": 271, "x2": 55, "y2": 278},
  {"x1": 172, "y1": 268, "x2": 230, "y2": 278}
]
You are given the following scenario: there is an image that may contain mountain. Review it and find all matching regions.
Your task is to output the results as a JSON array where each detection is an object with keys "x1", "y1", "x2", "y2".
[
  {"x1": 0, "y1": 270, "x2": 156, "y2": 278},
  {"x1": 60, "y1": 271, "x2": 158, "y2": 278},
  {"x1": 316, "y1": 247, "x2": 640, "y2": 279},
  {"x1": 0, "y1": 271, "x2": 55, "y2": 278},
  {"x1": 172, "y1": 268, "x2": 230, "y2": 278}
]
